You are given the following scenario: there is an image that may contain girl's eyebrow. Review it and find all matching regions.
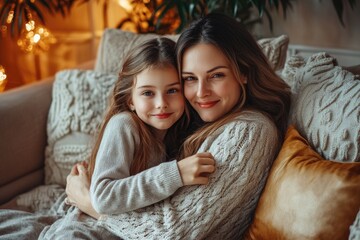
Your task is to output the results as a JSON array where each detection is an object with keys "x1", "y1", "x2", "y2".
[
  {"x1": 137, "y1": 82, "x2": 180, "y2": 89},
  {"x1": 182, "y1": 65, "x2": 228, "y2": 75}
]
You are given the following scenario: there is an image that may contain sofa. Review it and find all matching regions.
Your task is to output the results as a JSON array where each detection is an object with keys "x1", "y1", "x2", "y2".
[{"x1": 0, "y1": 28, "x2": 359, "y2": 239}]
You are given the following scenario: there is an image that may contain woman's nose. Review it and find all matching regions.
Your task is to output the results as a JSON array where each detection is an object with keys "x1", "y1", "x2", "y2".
[{"x1": 196, "y1": 80, "x2": 210, "y2": 98}]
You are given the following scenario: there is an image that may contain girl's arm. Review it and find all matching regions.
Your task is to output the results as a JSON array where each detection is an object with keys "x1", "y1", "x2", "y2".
[
  {"x1": 90, "y1": 113, "x2": 183, "y2": 215},
  {"x1": 100, "y1": 111, "x2": 279, "y2": 239}
]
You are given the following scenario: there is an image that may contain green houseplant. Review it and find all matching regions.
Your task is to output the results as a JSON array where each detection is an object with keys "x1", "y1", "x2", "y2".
[{"x1": 152, "y1": 0, "x2": 294, "y2": 33}]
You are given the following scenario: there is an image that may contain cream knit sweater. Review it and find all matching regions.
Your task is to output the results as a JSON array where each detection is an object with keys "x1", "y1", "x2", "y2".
[{"x1": 98, "y1": 110, "x2": 279, "y2": 239}]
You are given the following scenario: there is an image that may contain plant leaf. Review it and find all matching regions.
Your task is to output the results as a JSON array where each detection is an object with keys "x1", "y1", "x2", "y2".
[{"x1": 332, "y1": 0, "x2": 345, "y2": 26}]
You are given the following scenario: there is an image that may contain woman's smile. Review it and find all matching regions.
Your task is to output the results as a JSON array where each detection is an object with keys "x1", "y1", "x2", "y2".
[{"x1": 197, "y1": 100, "x2": 219, "y2": 108}]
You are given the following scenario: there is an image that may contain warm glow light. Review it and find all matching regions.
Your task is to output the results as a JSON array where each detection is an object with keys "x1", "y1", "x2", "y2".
[
  {"x1": 6, "y1": 11, "x2": 14, "y2": 24},
  {"x1": 0, "y1": 66, "x2": 6, "y2": 81},
  {"x1": 118, "y1": 0, "x2": 133, "y2": 12},
  {"x1": 17, "y1": 20, "x2": 56, "y2": 54},
  {"x1": 33, "y1": 33, "x2": 40, "y2": 43},
  {"x1": 25, "y1": 20, "x2": 35, "y2": 31},
  {"x1": 0, "y1": 65, "x2": 7, "y2": 92}
]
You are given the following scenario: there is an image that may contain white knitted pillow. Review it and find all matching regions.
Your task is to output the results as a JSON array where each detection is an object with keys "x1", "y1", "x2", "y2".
[
  {"x1": 95, "y1": 29, "x2": 289, "y2": 74},
  {"x1": 44, "y1": 70, "x2": 118, "y2": 186},
  {"x1": 257, "y1": 34, "x2": 289, "y2": 71},
  {"x1": 282, "y1": 52, "x2": 360, "y2": 162}
]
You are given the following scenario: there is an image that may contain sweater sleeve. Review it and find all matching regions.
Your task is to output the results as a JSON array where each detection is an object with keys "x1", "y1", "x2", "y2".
[
  {"x1": 90, "y1": 113, "x2": 183, "y2": 215},
  {"x1": 99, "y1": 111, "x2": 280, "y2": 239}
]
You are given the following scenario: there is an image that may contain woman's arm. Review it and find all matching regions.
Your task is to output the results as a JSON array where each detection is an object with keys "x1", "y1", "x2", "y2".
[
  {"x1": 99, "y1": 111, "x2": 279, "y2": 239},
  {"x1": 66, "y1": 163, "x2": 100, "y2": 219}
]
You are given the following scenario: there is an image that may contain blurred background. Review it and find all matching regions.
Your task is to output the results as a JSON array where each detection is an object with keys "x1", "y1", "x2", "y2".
[{"x1": 0, "y1": 0, "x2": 359, "y2": 91}]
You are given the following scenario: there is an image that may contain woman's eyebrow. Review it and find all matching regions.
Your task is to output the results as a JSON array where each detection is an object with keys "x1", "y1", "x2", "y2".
[
  {"x1": 182, "y1": 66, "x2": 228, "y2": 75},
  {"x1": 166, "y1": 82, "x2": 181, "y2": 87},
  {"x1": 206, "y1": 66, "x2": 228, "y2": 73}
]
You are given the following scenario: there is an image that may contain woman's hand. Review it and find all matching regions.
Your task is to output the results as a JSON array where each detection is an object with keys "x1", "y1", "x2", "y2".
[
  {"x1": 177, "y1": 152, "x2": 216, "y2": 185},
  {"x1": 65, "y1": 162, "x2": 101, "y2": 219}
]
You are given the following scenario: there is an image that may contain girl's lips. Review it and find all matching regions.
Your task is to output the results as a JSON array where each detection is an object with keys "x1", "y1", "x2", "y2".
[
  {"x1": 197, "y1": 100, "x2": 219, "y2": 108},
  {"x1": 153, "y1": 113, "x2": 173, "y2": 119}
]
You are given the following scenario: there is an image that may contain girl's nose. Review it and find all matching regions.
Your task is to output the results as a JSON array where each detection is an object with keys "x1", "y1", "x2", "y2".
[{"x1": 156, "y1": 95, "x2": 168, "y2": 109}]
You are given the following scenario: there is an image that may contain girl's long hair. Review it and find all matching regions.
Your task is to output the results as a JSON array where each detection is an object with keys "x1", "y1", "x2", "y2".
[
  {"x1": 88, "y1": 37, "x2": 186, "y2": 179},
  {"x1": 176, "y1": 13, "x2": 291, "y2": 158}
]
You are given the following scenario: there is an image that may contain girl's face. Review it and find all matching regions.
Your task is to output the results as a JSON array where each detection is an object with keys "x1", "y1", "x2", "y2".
[
  {"x1": 130, "y1": 66, "x2": 184, "y2": 134},
  {"x1": 181, "y1": 43, "x2": 245, "y2": 122}
]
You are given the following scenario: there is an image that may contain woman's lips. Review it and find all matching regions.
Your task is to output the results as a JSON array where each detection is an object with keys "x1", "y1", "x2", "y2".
[{"x1": 197, "y1": 100, "x2": 219, "y2": 108}]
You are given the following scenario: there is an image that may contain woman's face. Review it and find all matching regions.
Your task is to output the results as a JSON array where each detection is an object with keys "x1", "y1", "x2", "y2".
[{"x1": 181, "y1": 43, "x2": 244, "y2": 122}]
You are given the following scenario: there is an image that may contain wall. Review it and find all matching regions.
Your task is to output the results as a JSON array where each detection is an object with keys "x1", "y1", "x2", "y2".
[
  {"x1": 1, "y1": 0, "x2": 359, "y2": 90},
  {"x1": 253, "y1": 0, "x2": 360, "y2": 51}
]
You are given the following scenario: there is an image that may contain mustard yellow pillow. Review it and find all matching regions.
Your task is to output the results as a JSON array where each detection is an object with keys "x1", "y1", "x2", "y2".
[{"x1": 245, "y1": 125, "x2": 360, "y2": 240}]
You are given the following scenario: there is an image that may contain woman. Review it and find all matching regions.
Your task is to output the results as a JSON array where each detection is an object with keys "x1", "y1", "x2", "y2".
[{"x1": 60, "y1": 13, "x2": 291, "y2": 239}]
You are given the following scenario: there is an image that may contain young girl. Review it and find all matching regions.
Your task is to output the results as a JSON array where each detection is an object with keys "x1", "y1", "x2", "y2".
[{"x1": 74, "y1": 37, "x2": 216, "y2": 219}]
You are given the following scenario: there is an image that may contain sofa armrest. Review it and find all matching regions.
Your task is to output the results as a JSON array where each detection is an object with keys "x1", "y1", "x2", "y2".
[{"x1": 0, "y1": 77, "x2": 54, "y2": 205}]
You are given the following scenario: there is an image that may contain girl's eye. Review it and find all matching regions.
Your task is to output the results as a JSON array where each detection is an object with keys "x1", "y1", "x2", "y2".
[
  {"x1": 142, "y1": 91, "x2": 154, "y2": 96},
  {"x1": 167, "y1": 88, "x2": 179, "y2": 94},
  {"x1": 212, "y1": 73, "x2": 225, "y2": 78}
]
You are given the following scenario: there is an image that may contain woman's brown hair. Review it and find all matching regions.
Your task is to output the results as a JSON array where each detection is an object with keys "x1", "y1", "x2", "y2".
[{"x1": 176, "y1": 13, "x2": 291, "y2": 158}]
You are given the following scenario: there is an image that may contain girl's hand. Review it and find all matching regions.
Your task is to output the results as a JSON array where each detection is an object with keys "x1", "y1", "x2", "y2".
[
  {"x1": 177, "y1": 152, "x2": 216, "y2": 185},
  {"x1": 65, "y1": 162, "x2": 100, "y2": 219}
]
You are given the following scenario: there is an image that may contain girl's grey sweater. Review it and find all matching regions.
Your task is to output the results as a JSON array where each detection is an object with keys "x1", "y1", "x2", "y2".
[{"x1": 90, "y1": 112, "x2": 183, "y2": 215}]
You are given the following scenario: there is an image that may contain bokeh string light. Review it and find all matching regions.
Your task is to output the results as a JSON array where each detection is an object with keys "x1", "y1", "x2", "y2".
[
  {"x1": 17, "y1": 20, "x2": 57, "y2": 54},
  {"x1": 0, "y1": 65, "x2": 7, "y2": 92}
]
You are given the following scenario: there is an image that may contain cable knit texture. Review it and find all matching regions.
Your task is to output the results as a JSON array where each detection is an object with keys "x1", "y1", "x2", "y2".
[
  {"x1": 282, "y1": 52, "x2": 360, "y2": 162},
  {"x1": 45, "y1": 70, "x2": 117, "y2": 186},
  {"x1": 257, "y1": 35, "x2": 289, "y2": 71},
  {"x1": 97, "y1": 110, "x2": 279, "y2": 240}
]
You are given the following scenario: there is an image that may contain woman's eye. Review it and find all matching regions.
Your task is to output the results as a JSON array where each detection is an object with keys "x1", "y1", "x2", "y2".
[
  {"x1": 212, "y1": 73, "x2": 225, "y2": 78},
  {"x1": 182, "y1": 76, "x2": 196, "y2": 81},
  {"x1": 142, "y1": 91, "x2": 154, "y2": 96}
]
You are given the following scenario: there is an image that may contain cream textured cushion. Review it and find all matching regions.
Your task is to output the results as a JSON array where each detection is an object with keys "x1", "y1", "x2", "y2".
[
  {"x1": 95, "y1": 29, "x2": 289, "y2": 74},
  {"x1": 257, "y1": 35, "x2": 289, "y2": 71},
  {"x1": 95, "y1": 29, "x2": 179, "y2": 74},
  {"x1": 282, "y1": 52, "x2": 360, "y2": 162},
  {"x1": 44, "y1": 70, "x2": 118, "y2": 186}
]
